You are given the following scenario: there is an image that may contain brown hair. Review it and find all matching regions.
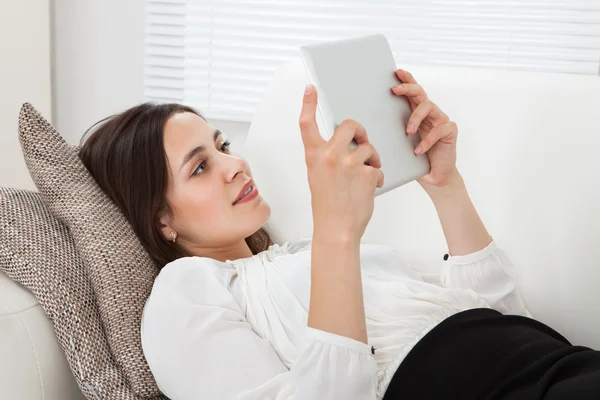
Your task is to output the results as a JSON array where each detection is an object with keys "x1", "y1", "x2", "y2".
[{"x1": 78, "y1": 102, "x2": 271, "y2": 268}]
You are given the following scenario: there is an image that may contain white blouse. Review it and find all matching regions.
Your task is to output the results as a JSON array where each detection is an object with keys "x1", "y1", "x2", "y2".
[{"x1": 140, "y1": 239, "x2": 530, "y2": 400}]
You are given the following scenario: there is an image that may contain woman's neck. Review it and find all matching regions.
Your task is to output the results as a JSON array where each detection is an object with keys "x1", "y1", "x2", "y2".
[{"x1": 191, "y1": 239, "x2": 254, "y2": 262}]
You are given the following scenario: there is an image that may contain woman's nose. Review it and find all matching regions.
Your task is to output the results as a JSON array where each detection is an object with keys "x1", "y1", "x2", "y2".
[{"x1": 222, "y1": 154, "x2": 248, "y2": 182}]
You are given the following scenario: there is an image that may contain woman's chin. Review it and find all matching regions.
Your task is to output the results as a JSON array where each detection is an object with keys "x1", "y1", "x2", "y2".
[
  {"x1": 241, "y1": 194, "x2": 270, "y2": 217},
  {"x1": 256, "y1": 197, "x2": 271, "y2": 221}
]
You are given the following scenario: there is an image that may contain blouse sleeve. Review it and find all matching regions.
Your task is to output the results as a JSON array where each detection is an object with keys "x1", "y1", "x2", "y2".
[
  {"x1": 439, "y1": 240, "x2": 531, "y2": 317},
  {"x1": 140, "y1": 257, "x2": 378, "y2": 400}
]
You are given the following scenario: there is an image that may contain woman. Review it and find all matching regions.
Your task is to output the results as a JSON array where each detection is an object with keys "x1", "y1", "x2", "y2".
[{"x1": 79, "y1": 70, "x2": 599, "y2": 399}]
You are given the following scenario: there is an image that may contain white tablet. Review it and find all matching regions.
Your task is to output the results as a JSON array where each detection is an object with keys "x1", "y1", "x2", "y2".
[{"x1": 300, "y1": 33, "x2": 430, "y2": 196}]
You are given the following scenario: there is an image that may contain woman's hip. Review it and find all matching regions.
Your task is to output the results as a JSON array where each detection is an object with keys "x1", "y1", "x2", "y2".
[{"x1": 382, "y1": 308, "x2": 600, "y2": 400}]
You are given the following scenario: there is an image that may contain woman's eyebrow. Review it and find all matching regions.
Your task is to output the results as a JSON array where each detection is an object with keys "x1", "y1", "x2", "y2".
[{"x1": 179, "y1": 129, "x2": 222, "y2": 172}]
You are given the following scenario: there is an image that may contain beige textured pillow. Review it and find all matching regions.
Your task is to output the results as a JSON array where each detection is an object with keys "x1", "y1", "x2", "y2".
[
  {"x1": 18, "y1": 103, "x2": 164, "y2": 399},
  {"x1": 0, "y1": 188, "x2": 149, "y2": 399}
]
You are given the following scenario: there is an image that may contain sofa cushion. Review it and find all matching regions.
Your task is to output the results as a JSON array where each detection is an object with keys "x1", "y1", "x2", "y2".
[
  {"x1": 0, "y1": 188, "x2": 146, "y2": 399},
  {"x1": 17, "y1": 104, "x2": 165, "y2": 398}
]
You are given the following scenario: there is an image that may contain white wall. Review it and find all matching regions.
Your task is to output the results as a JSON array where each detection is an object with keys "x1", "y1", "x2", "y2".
[
  {"x1": 51, "y1": 0, "x2": 145, "y2": 144},
  {"x1": 51, "y1": 0, "x2": 251, "y2": 148},
  {"x1": 0, "y1": 0, "x2": 52, "y2": 190}
]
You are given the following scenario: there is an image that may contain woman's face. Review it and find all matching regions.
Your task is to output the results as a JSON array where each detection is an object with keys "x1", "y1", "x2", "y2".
[{"x1": 159, "y1": 111, "x2": 271, "y2": 255}]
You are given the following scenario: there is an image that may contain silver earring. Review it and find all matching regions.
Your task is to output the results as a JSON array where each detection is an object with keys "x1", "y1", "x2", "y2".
[{"x1": 169, "y1": 231, "x2": 177, "y2": 244}]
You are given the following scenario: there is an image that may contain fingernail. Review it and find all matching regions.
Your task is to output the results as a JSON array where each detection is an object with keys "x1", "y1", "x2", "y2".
[
  {"x1": 393, "y1": 84, "x2": 403, "y2": 91},
  {"x1": 415, "y1": 145, "x2": 423, "y2": 155},
  {"x1": 407, "y1": 123, "x2": 415, "y2": 133},
  {"x1": 304, "y1": 84, "x2": 313, "y2": 95}
]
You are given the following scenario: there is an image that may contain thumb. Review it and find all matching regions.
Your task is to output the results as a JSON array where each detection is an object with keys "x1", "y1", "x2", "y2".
[
  {"x1": 376, "y1": 169, "x2": 385, "y2": 188},
  {"x1": 298, "y1": 84, "x2": 322, "y2": 149},
  {"x1": 418, "y1": 173, "x2": 436, "y2": 186}
]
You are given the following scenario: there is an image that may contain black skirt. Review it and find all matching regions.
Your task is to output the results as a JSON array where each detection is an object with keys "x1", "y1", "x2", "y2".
[{"x1": 382, "y1": 308, "x2": 600, "y2": 400}]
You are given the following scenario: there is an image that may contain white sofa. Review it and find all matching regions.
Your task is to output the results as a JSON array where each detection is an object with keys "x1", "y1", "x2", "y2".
[{"x1": 2, "y1": 58, "x2": 599, "y2": 399}]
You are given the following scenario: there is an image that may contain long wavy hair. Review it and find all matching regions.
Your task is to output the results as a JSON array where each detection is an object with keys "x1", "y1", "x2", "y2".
[{"x1": 78, "y1": 102, "x2": 272, "y2": 268}]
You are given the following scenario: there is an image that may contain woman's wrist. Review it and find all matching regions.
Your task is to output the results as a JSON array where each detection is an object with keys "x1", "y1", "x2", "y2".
[
  {"x1": 312, "y1": 225, "x2": 360, "y2": 249},
  {"x1": 420, "y1": 168, "x2": 493, "y2": 256},
  {"x1": 419, "y1": 168, "x2": 466, "y2": 202}
]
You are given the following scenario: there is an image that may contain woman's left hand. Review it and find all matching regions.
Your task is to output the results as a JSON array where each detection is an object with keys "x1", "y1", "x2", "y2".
[{"x1": 391, "y1": 69, "x2": 458, "y2": 188}]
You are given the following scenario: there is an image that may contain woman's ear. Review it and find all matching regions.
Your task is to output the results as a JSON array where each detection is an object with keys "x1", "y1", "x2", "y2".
[{"x1": 158, "y1": 211, "x2": 174, "y2": 242}]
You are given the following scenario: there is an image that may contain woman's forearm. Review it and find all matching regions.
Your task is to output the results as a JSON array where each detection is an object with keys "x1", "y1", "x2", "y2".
[
  {"x1": 307, "y1": 229, "x2": 368, "y2": 344},
  {"x1": 421, "y1": 170, "x2": 493, "y2": 256}
]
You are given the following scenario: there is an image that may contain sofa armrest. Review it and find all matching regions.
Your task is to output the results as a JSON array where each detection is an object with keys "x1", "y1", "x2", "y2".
[{"x1": 0, "y1": 271, "x2": 85, "y2": 400}]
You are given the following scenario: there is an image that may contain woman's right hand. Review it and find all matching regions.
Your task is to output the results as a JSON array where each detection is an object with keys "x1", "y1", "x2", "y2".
[{"x1": 299, "y1": 84, "x2": 384, "y2": 243}]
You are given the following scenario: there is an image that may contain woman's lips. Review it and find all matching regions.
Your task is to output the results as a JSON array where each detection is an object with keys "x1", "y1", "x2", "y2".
[{"x1": 233, "y1": 186, "x2": 258, "y2": 205}]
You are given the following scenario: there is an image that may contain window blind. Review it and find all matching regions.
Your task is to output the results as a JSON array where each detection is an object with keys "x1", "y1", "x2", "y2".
[{"x1": 145, "y1": 0, "x2": 600, "y2": 123}]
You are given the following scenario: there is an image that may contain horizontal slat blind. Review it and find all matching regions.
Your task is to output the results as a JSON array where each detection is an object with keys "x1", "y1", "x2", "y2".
[
  {"x1": 145, "y1": 0, "x2": 186, "y2": 102},
  {"x1": 145, "y1": 0, "x2": 600, "y2": 122}
]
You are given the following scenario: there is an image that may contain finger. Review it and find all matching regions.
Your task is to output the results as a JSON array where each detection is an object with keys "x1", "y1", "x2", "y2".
[
  {"x1": 330, "y1": 119, "x2": 368, "y2": 152},
  {"x1": 418, "y1": 173, "x2": 437, "y2": 186},
  {"x1": 351, "y1": 142, "x2": 382, "y2": 169},
  {"x1": 395, "y1": 68, "x2": 418, "y2": 84},
  {"x1": 391, "y1": 83, "x2": 428, "y2": 104},
  {"x1": 363, "y1": 166, "x2": 384, "y2": 190},
  {"x1": 406, "y1": 100, "x2": 433, "y2": 135},
  {"x1": 415, "y1": 121, "x2": 457, "y2": 155},
  {"x1": 368, "y1": 167, "x2": 384, "y2": 189},
  {"x1": 298, "y1": 84, "x2": 324, "y2": 149}
]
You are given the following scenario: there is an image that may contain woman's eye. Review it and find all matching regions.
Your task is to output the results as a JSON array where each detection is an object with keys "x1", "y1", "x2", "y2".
[
  {"x1": 191, "y1": 140, "x2": 230, "y2": 177},
  {"x1": 192, "y1": 160, "x2": 207, "y2": 176},
  {"x1": 220, "y1": 140, "x2": 232, "y2": 153}
]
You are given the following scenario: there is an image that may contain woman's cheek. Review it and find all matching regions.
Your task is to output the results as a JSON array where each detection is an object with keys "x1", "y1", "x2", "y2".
[{"x1": 187, "y1": 185, "x2": 224, "y2": 214}]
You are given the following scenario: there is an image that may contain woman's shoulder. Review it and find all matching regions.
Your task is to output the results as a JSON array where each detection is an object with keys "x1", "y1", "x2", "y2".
[
  {"x1": 147, "y1": 256, "x2": 236, "y2": 310},
  {"x1": 159, "y1": 255, "x2": 229, "y2": 284},
  {"x1": 162, "y1": 254, "x2": 227, "y2": 273},
  {"x1": 140, "y1": 257, "x2": 244, "y2": 377}
]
